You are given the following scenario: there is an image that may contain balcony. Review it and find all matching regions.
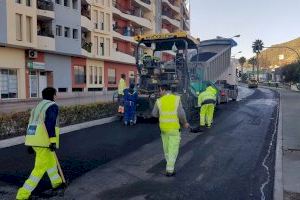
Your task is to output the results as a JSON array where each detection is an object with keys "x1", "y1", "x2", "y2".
[
  {"x1": 112, "y1": 5, "x2": 152, "y2": 30},
  {"x1": 81, "y1": 3, "x2": 91, "y2": 20},
  {"x1": 37, "y1": 20, "x2": 54, "y2": 38},
  {"x1": 37, "y1": 35, "x2": 55, "y2": 51},
  {"x1": 81, "y1": 15, "x2": 93, "y2": 31},
  {"x1": 182, "y1": 2, "x2": 190, "y2": 18},
  {"x1": 133, "y1": 0, "x2": 152, "y2": 12},
  {"x1": 81, "y1": 40, "x2": 92, "y2": 57},
  {"x1": 37, "y1": 0, "x2": 54, "y2": 19},
  {"x1": 112, "y1": 24, "x2": 145, "y2": 43},
  {"x1": 111, "y1": 50, "x2": 135, "y2": 64},
  {"x1": 162, "y1": 0, "x2": 180, "y2": 14},
  {"x1": 161, "y1": 12, "x2": 180, "y2": 28}
]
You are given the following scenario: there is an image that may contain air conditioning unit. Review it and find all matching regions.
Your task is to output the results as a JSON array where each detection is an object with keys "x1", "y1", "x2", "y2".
[{"x1": 28, "y1": 50, "x2": 37, "y2": 59}]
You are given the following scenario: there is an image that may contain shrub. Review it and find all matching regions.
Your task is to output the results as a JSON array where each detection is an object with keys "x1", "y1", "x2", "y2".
[{"x1": 0, "y1": 102, "x2": 118, "y2": 140}]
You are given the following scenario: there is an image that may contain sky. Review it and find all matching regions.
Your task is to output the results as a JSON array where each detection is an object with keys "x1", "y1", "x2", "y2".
[{"x1": 190, "y1": 0, "x2": 300, "y2": 59}]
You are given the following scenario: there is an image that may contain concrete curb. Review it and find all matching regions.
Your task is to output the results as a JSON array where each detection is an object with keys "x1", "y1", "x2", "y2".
[
  {"x1": 274, "y1": 91, "x2": 284, "y2": 200},
  {"x1": 0, "y1": 116, "x2": 118, "y2": 149}
]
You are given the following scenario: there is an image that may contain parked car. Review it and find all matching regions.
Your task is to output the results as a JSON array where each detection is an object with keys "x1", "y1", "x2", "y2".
[{"x1": 248, "y1": 79, "x2": 258, "y2": 88}]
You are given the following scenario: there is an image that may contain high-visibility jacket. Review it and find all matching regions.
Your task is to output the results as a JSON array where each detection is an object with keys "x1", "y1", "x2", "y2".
[
  {"x1": 198, "y1": 87, "x2": 217, "y2": 107},
  {"x1": 157, "y1": 94, "x2": 180, "y2": 132},
  {"x1": 25, "y1": 100, "x2": 60, "y2": 148},
  {"x1": 118, "y1": 78, "x2": 126, "y2": 95}
]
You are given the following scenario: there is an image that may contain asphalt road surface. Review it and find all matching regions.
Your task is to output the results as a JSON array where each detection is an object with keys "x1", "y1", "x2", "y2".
[{"x1": 0, "y1": 87, "x2": 279, "y2": 200}]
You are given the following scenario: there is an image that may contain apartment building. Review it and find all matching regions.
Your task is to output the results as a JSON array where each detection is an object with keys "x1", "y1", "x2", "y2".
[{"x1": 0, "y1": 0, "x2": 190, "y2": 100}]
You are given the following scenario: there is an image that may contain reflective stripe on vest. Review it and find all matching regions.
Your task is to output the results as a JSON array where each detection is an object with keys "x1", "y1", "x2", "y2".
[
  {"x1": 157, "y1": 94, "x2": 180, "y2": 132},
  {"x1": 25, "y1": 100, "x2": 58, "y2": 147}
]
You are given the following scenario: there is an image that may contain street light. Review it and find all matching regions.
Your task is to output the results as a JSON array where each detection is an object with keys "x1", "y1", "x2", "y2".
[
  {"x1": 216, "y1": 34, "x2": 241, "y2": 39},
  {"x1": 232, "y1": 51, "x2": 242, "y2": 57},
  {"x1": 231, "y1": 35, "x2": 241, "y2": 39}
]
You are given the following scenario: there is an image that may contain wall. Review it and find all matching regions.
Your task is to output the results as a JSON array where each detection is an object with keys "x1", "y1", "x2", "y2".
[
  {"x1": 44, "y1": 53, "x2": 72, "y2": 92},
  {"x1": 54, "y1": 3, "x2": 81, "y2": 55},
  {"x1": 6, "y1": 0, "x2": 37, "y2": 48},
  {"x1": 104, "y1": 61, "x2": 137, "y2": 89},
  {"x1": 0, "y1": 47, "x2": 26, "y2": 99},
  {"x1": 0, "y1": 0, "x2": 7, "y2": 44}
]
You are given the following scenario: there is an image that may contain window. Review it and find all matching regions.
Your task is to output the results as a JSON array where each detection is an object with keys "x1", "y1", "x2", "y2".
[
  {"x1": 94, "y1": 36, "x2": 98, "y2": 55},
  {"x1": 72, "y1": 0, "x2": 78, "y2": 9},
  {"x1": 100, "y1": 37, "x2": 104, "y2": 56},
  {"x1": 89, "y1": 67, "x2": 93, "y2": 84},
  {"x1": 58, "y1": 88, "x2": 68, "y2": 92},
  {"x1": 93, "y1": 10, "x2": 98, "y2": 29},
  {"x1": 73, "y1": 66, "x2": 86, "y2": 84},
  {"x1": 64, "y1": 27, "x2": 70, "y2": 38},
  {"x1": 56, "y1": 25, "x2": 62, "y2": 36},
  {"x1": 56, "y1": 0, "x2": 61, "y2": 4},
  {"x1": 99, "y1": 12, "x2": 104, "y2": 31},
  {"x1": 94, "y1": 67, "x2": 98, "y2": 84},
  {"x1": 105, "y1": 13, "x2": 110, "y2": 32},
  {"x1": 26, "y1": 16, "x2": 32, "y2": 43},
  {"x1": 108, "y1": 69, "x2": 116, "y2": 84},
  {"x1": 0, "y1": 69, "x2": 18, "y2": 99},
  {"x1": 64, "y1": 0, "x2": 69, "y2": 7},
  {"x1": 26, "y1": 0, "x2": 31, "y2": 6},
  {"x1": 73, "y1": 29, "x2": 78, "y2": 39},
  {"x1": 15, "y1": 0, "x2": 21, "y2": 4},
  {"x1": 98, "y1": 67, "x2": 103, "y2": 84},
  {"x1": 15, "y1": 14, "x2": 22, "y2": 41},
  {"x1": 106, "y1": 38, "x2": 110, "y2": 56}
]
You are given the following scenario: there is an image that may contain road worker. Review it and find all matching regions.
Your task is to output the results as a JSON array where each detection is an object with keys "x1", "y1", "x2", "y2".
[
  {"x1": 123, "y1": 83, "x2": 138, "y2": 126},
  {"x1": 16, "y1": 87, "x2": 65, "y2": 200},
  {"x1": 118, "y1": 74, "x2": 127, "y2": 114},
  {"x1": 152, "y1": 84, "x2": 189, "y2": 177},
  {"x1": 198, "y1": 84, "x2": 217, "y2": 130}
]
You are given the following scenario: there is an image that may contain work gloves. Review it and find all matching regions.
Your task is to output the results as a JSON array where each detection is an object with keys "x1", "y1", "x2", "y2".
[{"x1": 49, "y1": 143, "x2": 57, "y2": 152}]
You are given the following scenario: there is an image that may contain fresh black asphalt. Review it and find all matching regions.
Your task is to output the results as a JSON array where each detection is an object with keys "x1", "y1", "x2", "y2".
[{"x1": 0, "y1": 87, "x2": 279, "y2": 200}]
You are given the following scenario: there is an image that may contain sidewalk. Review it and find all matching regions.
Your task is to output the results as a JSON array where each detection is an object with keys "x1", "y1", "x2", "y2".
[
  {"x1": 0, "y1": 91, "x2": 115, "y2": 114},
  {"x1": 278, "y1": 89, "x2": 300, "y2": 200}
]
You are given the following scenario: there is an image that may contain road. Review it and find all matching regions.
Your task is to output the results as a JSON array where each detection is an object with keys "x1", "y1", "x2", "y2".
[{"x1": 0, "y1": 86, "x2": 279, "y2": 200}]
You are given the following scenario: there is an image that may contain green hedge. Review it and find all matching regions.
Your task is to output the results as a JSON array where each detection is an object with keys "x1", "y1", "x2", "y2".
[{"x1": 0, "y1": 102, "x2": 118, "y2": 140}]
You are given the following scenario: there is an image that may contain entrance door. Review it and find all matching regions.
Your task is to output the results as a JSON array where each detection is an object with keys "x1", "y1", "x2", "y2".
[
  {"x1": 39, "y1": 72, "x2": 47, "y2": 97},
  {"x1": 30, "y1": 71, "x2": 38, "y2": 98}
]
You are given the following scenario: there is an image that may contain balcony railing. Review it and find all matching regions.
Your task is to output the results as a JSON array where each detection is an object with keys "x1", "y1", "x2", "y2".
[
  {"x1": 37, "y1": 0, "x2": 54, "y2": 11},
  {"x1": 82, "y1": 40, "x2": 92, "y2": 53},
  {"x1": 113, "y1": 25, "x2": 144, "y2": 37},
  {"x1": 37, "y1": 29, "x2": 54, "y2": 38},
  {"x1": 115, "y1": 4, "x2": 145, "y2": 18}
]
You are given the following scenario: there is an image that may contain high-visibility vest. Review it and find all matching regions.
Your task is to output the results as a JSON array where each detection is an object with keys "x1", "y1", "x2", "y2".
[
  {"x1": 25, "y1": 100, "x2": 60, "y2": 148},
  {"x1": 198, "y1": 89, "x2": 216, "y2": 106},
  {"x1": 118, "y1": 78, "x2": 126, "y2": 95},
  {"x1": 157, "y1": 94, "x2": 180, "y2": 132}
]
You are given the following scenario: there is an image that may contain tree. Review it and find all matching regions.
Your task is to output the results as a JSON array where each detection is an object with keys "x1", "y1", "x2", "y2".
[
  {"x1": 252, "y1": 39, "x2": 264, "y2": 81},
  {"x1": 248, "y1": 57, "x2": 257, "y2": 75},
  {"x1": 281, "y1": 63, "x2": 300, "y2": 83},
  {"x1": 238, "y1": 57, "x2": 246, "y2": 74}
]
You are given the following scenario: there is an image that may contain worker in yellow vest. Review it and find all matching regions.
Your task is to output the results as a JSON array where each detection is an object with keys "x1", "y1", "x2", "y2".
[
  {"x1": 198, "y1": 85, "x2": 217, "y2": 130},
  {"x1": 152, "y1": 84, "x2": 189, "y2": 177},
  {"x1": 118, "y1": 74, "x2": 127, "y2": 114},
  {"x1": 16, "y1": 87, "x2": 64, "y2": 200}
]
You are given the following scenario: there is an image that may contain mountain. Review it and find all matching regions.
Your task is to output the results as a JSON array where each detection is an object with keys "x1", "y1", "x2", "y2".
[{"x1": 258, "y1": 37, "x2": 300, "y2": 68}]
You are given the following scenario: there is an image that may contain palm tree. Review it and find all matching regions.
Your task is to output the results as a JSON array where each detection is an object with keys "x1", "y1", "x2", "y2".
[
  {"x1": 252, "y1": 39, "x2": 264, "y2": 81},
  {"x1": 248, "y1": 57, "x2": 257, "y2": 76},
  {"x1": 238, "y1": 56, "x2": 246, "y2": 74}
]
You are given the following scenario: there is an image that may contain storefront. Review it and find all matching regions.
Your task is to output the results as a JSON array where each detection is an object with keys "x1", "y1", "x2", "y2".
[{"x1": 0, "y1": 47, "x2": 26, "y2": 100}]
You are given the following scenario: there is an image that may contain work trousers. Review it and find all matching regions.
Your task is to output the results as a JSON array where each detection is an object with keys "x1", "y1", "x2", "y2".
[
  {"x1": 16, "y1": 147, "x2": 62, "y2": 200},
  {"x1": 124, "y1": 101, "x2": 136, "y2": 124},
  {"x1": 161, "y1": 130, "x2": 181, "y2": 173},
  {"x1": 200, "y1": 104, "x2": 215, "y2": 127}
]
